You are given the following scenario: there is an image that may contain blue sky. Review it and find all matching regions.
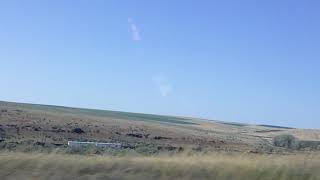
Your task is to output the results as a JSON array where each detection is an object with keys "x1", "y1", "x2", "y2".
[{"x1": 1, "y1": 0, "x2": 319, "y2": 128}]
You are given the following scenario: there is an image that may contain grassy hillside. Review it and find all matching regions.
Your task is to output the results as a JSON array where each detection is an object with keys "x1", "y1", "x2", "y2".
[
  {"x1": 0, "y1": 100, "x2": 320, "y2": 154},
  {"x1": 1, "y1": 101, "x2": 320, "y2": 179}
]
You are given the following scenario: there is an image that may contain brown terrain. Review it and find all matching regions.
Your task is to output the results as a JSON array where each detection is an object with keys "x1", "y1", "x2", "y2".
[{"x1": 0, "y1": 100, "x2": 320, "y2": 153}]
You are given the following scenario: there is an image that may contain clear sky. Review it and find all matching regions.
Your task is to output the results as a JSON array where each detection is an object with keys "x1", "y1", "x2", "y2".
[{"x1": 1, "y1": 0, "x2": 319, "y2": 128}]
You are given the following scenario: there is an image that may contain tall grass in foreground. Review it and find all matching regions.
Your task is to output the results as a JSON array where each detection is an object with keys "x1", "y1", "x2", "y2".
[{"x1": 0, "y1": 152, "x2": 319, "y2": 180}]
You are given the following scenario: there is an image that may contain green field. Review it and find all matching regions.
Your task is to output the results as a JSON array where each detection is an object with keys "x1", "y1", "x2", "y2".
[{"x1": 0, "y1": 101, "x2": 196, "y2": 125}]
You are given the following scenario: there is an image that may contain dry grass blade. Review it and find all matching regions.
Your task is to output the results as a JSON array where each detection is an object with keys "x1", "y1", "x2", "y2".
[{"x1": 0, "y1": 152, "x2": 319, "y2": 180}]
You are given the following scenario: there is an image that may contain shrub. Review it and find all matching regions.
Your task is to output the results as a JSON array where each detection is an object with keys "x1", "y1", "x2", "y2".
[
  {"x1": 273, "y1": 134, "x2": 297, "y2": 149},
  {"x1": 273, "y1": 134, "x2": 320, "y2": 151},
  {"x1": 296, "y1": 140, "x2": 320, "y2": 150},
  {"x1": 72, "y1": 128, "x2": 85, "y2": 134}
]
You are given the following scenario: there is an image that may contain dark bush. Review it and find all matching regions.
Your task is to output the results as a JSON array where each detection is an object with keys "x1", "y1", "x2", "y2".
[
  {"x1": 126, "y1": 133, "x2": 143, "y2": 138},
  {"x1": 296, "y1": 140, "x2": 320, "y2": 150},
  {"x1": 273, "y1": 134, "x2": 297, "y2": 149},
  {"x1": 273, "y1": 134, "x2": 320, "y2": 150},
  {"x1": 72, "y1": 128, "x2": 85, "y2": 134},
  {"x1": 0, "y1": 128, "x2": 6, "y2": 139}
]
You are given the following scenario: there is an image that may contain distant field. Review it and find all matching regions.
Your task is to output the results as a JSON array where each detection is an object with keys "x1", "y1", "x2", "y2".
[
  {"x1": 0, "y1": 101, "x2": 196, "y2": 125},
  {"x1": 219, "y1": 121, "x2": 248, "y2": 127},
  {"x1": 0, "y1": 152, "x2": 319, "y2": 180},
  {"x1": 258, "y1": 124, "x2": 294, "y2": 129}
]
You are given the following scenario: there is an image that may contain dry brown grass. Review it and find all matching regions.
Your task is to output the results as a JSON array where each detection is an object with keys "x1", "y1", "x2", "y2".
[
  {"x1": 0, "y1": 152, "x2": 319, "y2": 180},
  {"x1": 1, "y1": 101, "x2": 320, "y2": 179},
  {"x1": 2, "y1": 101, "x2": 320, "y2": 154}
]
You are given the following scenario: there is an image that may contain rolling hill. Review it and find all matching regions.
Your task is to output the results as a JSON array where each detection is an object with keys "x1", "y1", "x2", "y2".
[{"x1": 0, "y1": 100, "x2": 319, "y2": 153}]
